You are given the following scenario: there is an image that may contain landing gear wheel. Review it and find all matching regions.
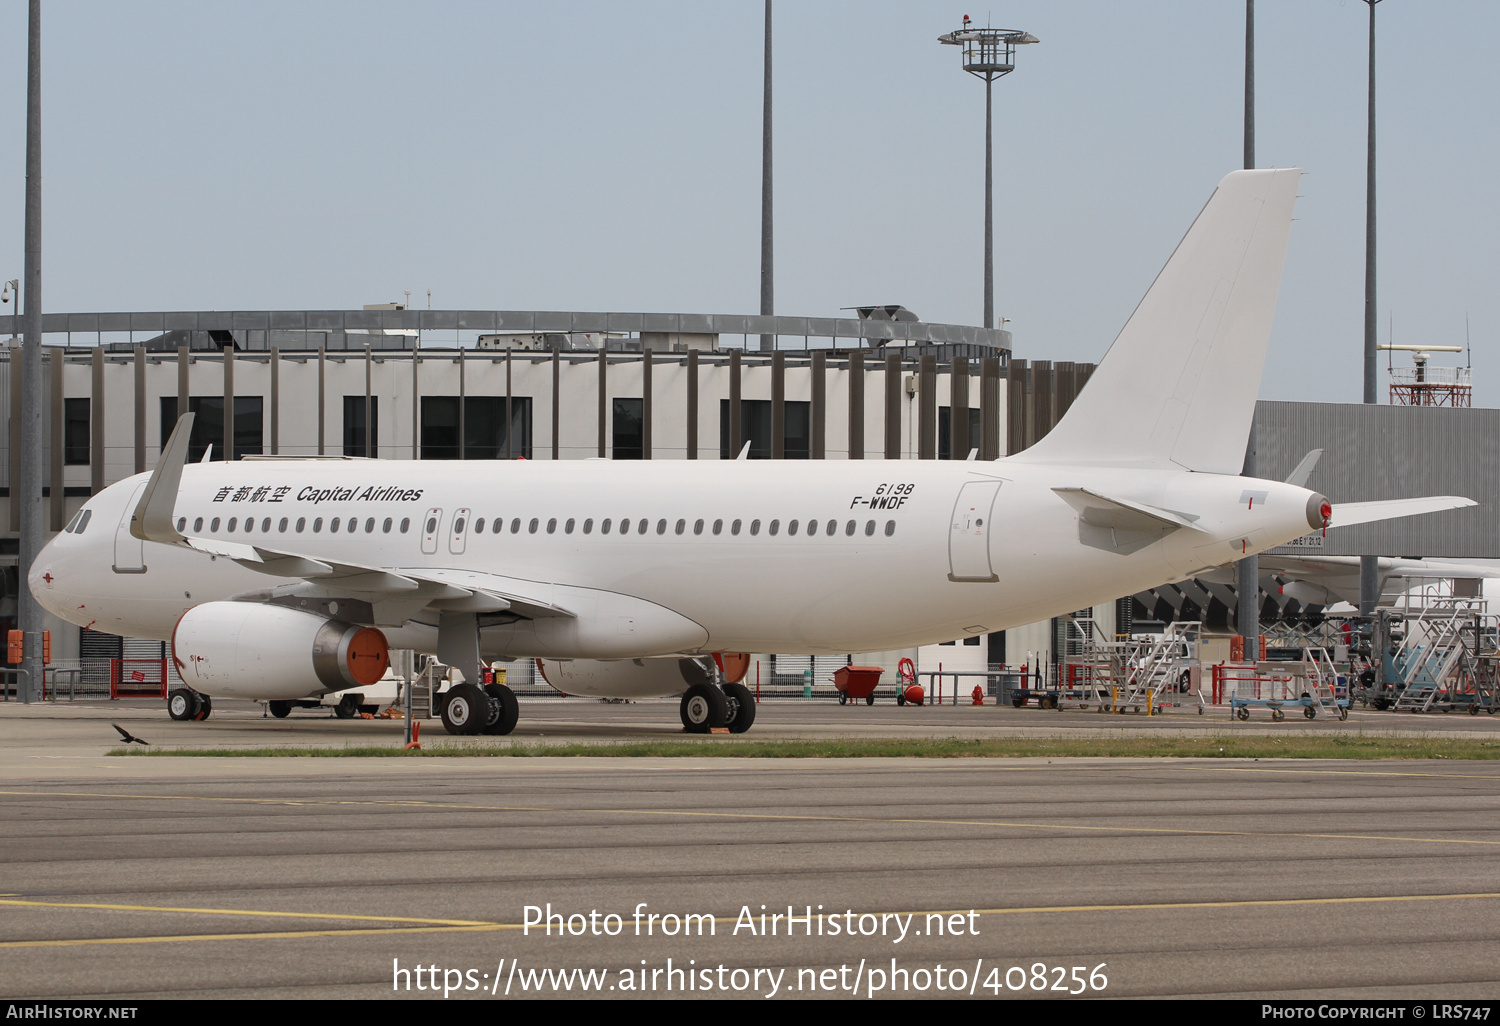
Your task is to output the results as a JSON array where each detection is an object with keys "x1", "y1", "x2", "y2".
[
  {"x1": 865, "y1": 694, "x2": 875, "y2": 706},
  {"x1": 440, "y1": 683, "x2": 492, "y2": 736},
  {"x1": 838, "y1": 691, "x2": 848, "y2": 706},
  {"x1": 1235, "y1": 706, "x2": 1250, "y2": 721},
  {"x1": 268, "y1": 700, "x2": 292, "y2": 719},
  {"x1": 679, "y1": 683, "x2": 726, "y2": 734},
  {"x1": 193, "y1": 695, "x2": 212, "y2": 721},
  {"x1": 167, "y1": 688, "x2": 198, "y2": 721},
  {"x1": 723, "y1": 682, "x2": 756, "y2": 734},
  {"x1": 481, "y1": 683, "x2": 519, "y2": 736},
  {"x1": 334, "y1": 694, "x2": 361, "y2": 719},
  {"x1": 1304, "y1": 705, "x2": 1317, "y2": 720}
]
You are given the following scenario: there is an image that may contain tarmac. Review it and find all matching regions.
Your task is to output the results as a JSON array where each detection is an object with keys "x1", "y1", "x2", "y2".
[{"x1": 2, "y1": 695, "x2": 1499, "y2": 999}]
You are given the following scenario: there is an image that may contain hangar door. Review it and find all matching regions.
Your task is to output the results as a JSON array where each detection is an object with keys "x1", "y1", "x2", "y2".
[{"x1": 948, "y1": 480, "x2": 1000, "y2": 582}]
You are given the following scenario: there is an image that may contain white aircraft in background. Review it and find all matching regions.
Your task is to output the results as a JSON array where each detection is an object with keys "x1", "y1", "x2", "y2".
[{"x1": 29, "y1": 169, "x2": 1472, "y2": 736}]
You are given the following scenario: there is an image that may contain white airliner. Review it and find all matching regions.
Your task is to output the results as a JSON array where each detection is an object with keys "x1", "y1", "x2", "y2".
[{"x1": 28, "y1": 169, "x2": 1472, "y2": 736}]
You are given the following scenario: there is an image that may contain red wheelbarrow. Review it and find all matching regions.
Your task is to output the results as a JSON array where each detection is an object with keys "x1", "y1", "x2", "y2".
[{"x1": 833, "y1": 665, "x2": 884, "y2": 706}]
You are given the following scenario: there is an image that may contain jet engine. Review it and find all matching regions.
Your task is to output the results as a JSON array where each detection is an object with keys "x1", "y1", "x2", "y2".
[
  {"x1": 535, "y1": 656, "x2": 718, "y2": 699},
  {"x1": 171, "y1": 601, "x2": 389, "y2": 699}
]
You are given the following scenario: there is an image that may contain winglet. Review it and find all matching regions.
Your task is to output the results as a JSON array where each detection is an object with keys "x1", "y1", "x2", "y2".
[{"x1": 131, "y1": 413, "x2": 194, "y2": 544}]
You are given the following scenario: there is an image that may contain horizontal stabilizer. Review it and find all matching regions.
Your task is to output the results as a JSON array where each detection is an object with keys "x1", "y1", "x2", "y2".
[
  {"x1": 1053, "y1": 488, "x2": 1202, "y2": 533},
  {"x1": 1331, "y1": 496, "x2": 1477, "y2": 530}
]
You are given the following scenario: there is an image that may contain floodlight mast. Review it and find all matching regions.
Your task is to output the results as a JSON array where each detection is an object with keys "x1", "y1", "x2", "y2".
[{"x1": 939, "y1": 23, "x2": 1038, "y2": 332}]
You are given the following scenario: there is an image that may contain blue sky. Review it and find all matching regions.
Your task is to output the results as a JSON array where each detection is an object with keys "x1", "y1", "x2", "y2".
[{"x1": 0, "y1": 1, "x2": 1494, "y2": 405}]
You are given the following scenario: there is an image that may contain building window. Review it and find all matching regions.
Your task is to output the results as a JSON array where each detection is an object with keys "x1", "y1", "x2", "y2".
[
  {"x1": 343, "y1": 396, "x2": 378, "y2": 457},
  {"x1": 612, "y1": 398, "x2": 644, "y2": 460},
  {"x1": 420, "y1": 396, "x2": 532, "y2": 460},
  {"x1": 160, "y1": 396, "x2": 264, "y2": 461},
  {"x1": 939, "y1": 406, "x2": 984, "y2": 461},
  {"x1": 64, "y1": 397, "x2": 90, "y2": 465},
  {"x1": 719, "y1": 399, "x2": 810, "y2": 459}
]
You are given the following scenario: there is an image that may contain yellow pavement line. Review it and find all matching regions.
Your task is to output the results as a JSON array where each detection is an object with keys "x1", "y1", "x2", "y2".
[
  {"x1": 3, "y1": 789, "x2": 1499, "y2": 849},
  {"x1": 6, "y1": 892, "x2": 1500, "y2": 950},
  {"x1": 0, "y1": 898, "x2": 491, "y2": 927}
]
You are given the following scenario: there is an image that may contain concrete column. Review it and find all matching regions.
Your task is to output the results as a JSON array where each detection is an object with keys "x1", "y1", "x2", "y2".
[
  {"x1": 551, "y1": 350, "x2": 560, "y2": 459},
  {"x1": 770, "y1": 351, "x2": 785, "y2": 458},
  {"x1": 596, "y1": 347, "x2": 607, "y2": 457},
  {"x1": 884, "y1": 351, "x2": 901, "y2": 460},
  {"x1": 949, "y1": 356, "x2": 969, "y2": 459},
  {"x1": 729, "y1": 349, "x2": 742, "y2": 456},
  {"x1": 269, "y1": 346, "x2": 279, "y2": 455},
  {"x1": 642, "y1": 348, "x2": 653, "y2": 459},
  {"x1": 847, "y1": 350, "x2": 864, "y2": 460},
  {"x1": 810, "y1": 350, "x2": 825, "y2": 459},
  {"x1": 90, "y1": 348, "x2": 103, "y2": 493},
  {"x1": 222, "y1": 344, "x2": 234, "y2": 461},
  {"x1": 918, "y1": 354, "x2": 936, "y2": 460},
  {"x1": 48, "y1": 349, "x2": 62, "y2": 530},
  {"x1": 1006, "y1": 358, "x2": 1027, "y2": 455},
  {"x1": 980, "y1": 356, "x2": 1001, "y2": 460},
  {"x1": 686, "y1": 349, "x2": 698, "y2": 460}
]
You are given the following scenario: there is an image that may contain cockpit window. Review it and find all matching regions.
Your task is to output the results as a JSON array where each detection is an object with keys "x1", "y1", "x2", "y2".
[
  {"x1": 77, "y1": 509, "x2": 91, "y2": 533},
  {"x1": 64, "y1": 510, "x2": 83, "y2": 533}
]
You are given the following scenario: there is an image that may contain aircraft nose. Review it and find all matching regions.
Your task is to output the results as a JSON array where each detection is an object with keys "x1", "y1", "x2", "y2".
[{"x1": 28, "y1": 535, "x2": 68, "y2": 611}]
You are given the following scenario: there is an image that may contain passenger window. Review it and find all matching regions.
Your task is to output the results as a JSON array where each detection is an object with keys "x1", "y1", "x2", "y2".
[
  {"x1": 656, "y1": 519, "x2": 667, "y2": 535},
  {"x1": 474, "y1": 518, "x2": 486, "y2": 534},
  {"x1": 279, "y1": 518, "x2": 289, "y2": 532},
  {"x1": 382, "y1": 518, "x2": 392, "y2": 533},
  {"x1": 425, "y1": 515, "x2": 438, "y2": 535},
  {"x1": 768, "y1": 519, "x2": 779, "y2": 536},
  {"x1": 845, "y1": 520, "x2": 856, "y2": 536},
  {"x1": 638, "y1": 519, "x2": 649, "y2": 535},
  {"x1": 750, "y1": 519, "x2": 761, "y2": 536},
  {"x1": 364, "y1": 518, "x2": 374, "y2": 533},
  {"x1": 228, "y1": 517, "x2": 238, "y2": 532},
  {"x1": 788, "y1": 520, "x2": 799, "y2": 536},
  {"x1": 565, "y1": 518, "x2": 575, "y2": 534},
  {"x1": 493, "y1": 519, "x2": 503, "y2": 534},
  {"x1": 583, "y1": 519, "x2": 594, "y2": 534},
  {"x1": 731, "y1": 519, "x2": 741, "y2": 536},
  {"x1": 674, "y1": 519, "x2": 685, "y2": 535},
  {"x1": 263, "y1": 518, "x2": 272, "y2": 532},
  {"x1": 313, "y1": 518, "x2": 323, "y2": 533},
  {"x1": 618, "y1": 518, "x2": 629, "y2": 534},
  {"x1": 244, "y1": 518, "x2": 254, "y2": 533},
  {"x1": 193, "y1": 517, "x2": 204, "y2": 532},
  {"x1": 296, "y1": 517, "x2": 306, "y2": 532},
  {"x1": 453, "y1": 515, "x2": 466, "y2": 534},
  {"x1": 713, "y1": 519, "x2": 723, "y2": 536},
  {"x1": 511, "y1": 518, "x2": 521, "y2": 534},
  {"x1": 174, "y1": 516, "x2": 185, "y2": 533},
  {"x1": 602, "y1": 518, "x2": 613, "y2": 534},
  {"x1": 529, "y1": 518, "x2": 539, "y2": 534},
  {"x1": 865, "y1": 520, "x2": 875, "y2": 536},
  {"x1": 693, "y1": 519, "x2": 704, "y2": 536},
  {"x1": 211, "y1": 517, "x2": 221, "y2": 532},
  {"x1": 547, "y1": 518, "x2": 557, "y2": 534},
  {"x1": 330, "y1": 517, "x2": 341, "y2": 532},
  {"x1": 885, "y1": 520, "x2": 896, "y2": 537},
  {"x1": 807, "y1": 519, "x2": 818, "y2": 535},
  {"x1": 400, "y1": 518, "x2": 410, "y2": 533}
]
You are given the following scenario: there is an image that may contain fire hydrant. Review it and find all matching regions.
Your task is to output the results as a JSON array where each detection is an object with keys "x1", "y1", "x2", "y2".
[{"x1": 971, "y1": 684, "x2": 986, "y2": 706}]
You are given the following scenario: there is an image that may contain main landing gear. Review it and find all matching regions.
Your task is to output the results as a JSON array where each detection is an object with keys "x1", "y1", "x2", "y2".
[
  {"x1": 167, "y1": 688, "x2": 212, "y2": 722},
  {"x1": 679, "y1": 682, "x2": 755, "y2": 734},
  {"x1": 439, "y1": 682, "x2": 519, "y2": 736}
]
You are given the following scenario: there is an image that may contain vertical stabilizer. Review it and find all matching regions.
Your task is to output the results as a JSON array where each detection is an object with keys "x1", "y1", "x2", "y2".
[{"x1": 1013, "y1": 168, "x2": 1301, "y2": 473}]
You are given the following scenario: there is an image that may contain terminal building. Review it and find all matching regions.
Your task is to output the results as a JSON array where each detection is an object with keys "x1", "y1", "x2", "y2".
[{"x1": 1, "y1": 306, "x2": 1493, "y2": 697}]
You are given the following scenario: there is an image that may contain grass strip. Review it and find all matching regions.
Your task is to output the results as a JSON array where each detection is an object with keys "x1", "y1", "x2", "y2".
[{"x1": 109, "y1": 735, "x2": 1500, "y2": 760}]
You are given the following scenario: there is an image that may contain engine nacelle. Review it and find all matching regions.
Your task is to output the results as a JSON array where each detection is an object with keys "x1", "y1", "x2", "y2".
[
  {"x1": 172, "y1": 601, "x2": 389, "y2": 700},
  {"x1": 535, "y1": 656, "x2": 715, "y2": 699}
]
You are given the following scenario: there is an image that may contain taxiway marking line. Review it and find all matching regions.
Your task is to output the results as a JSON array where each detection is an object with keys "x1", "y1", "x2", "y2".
[
  {"x1": 0, "y1": 898, "x2": 490, "y2": 927},
  {"x1": 3, "y1": 788, "x2": 1499, "y2": 849},
  {"x1": 1200, "y1": 765, "x2": 1500, "y2": 781},
  {"x1": 4, "y1": 892, "x2": 1500, "y2": 950}
]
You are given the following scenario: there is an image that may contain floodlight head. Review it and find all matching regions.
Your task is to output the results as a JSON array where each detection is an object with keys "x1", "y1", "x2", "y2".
[{"x1": 939, "y1": 25, "x2": 1037, "y2": 78}]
